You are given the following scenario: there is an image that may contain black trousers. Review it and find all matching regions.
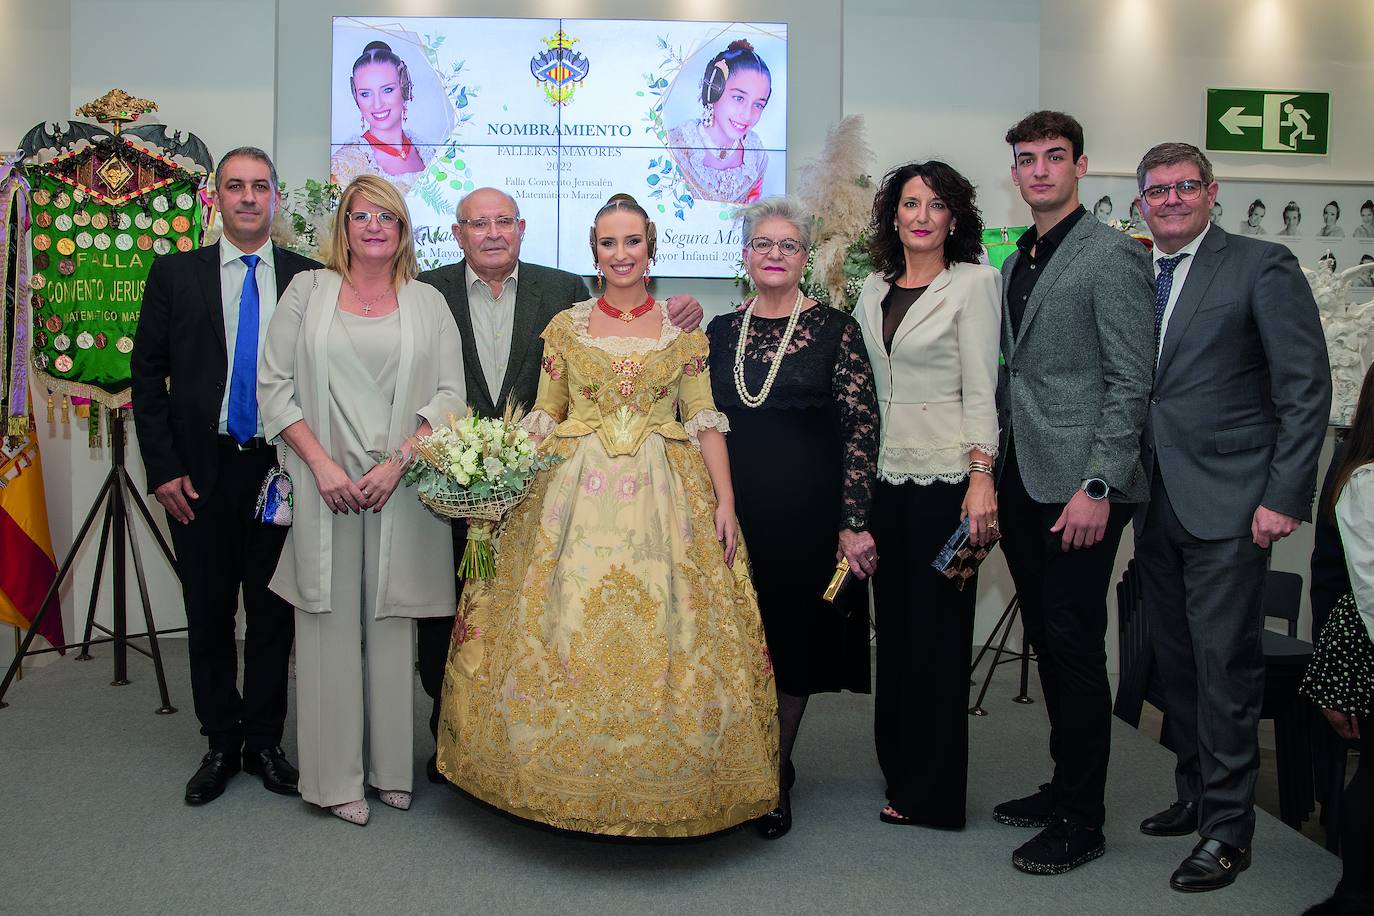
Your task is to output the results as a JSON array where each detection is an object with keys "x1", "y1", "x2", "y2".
[
  {"x1": 872, "y1": 479, "x2": 977, "y2": 827},
  {"x1": 416, "y1": 519, "x2": 467, "y2": 742},
  {"x1": 997, "y1": 443, "x2": 1132, "y2": 829},
  {"x1": 1337, "y1": 729, "x2": 1374, "y2": 898},
  {"x1": 167, "y1": 441, "x2": 292, "y2": 754},
  {"x1": 1135, "y1": 472, "x2": 1268, "y2": 847}
]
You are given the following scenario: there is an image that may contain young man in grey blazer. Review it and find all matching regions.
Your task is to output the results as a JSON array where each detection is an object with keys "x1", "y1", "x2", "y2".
[
  {"x1": 415, "y1": 188, "x2": 702, "y2": 781},
  {"x1": 1133, "y1": 143, "x2": 1330, "y2": 892},
  {"x1": 991, "y1": 111, "x2": 1155, "y2": 875}
]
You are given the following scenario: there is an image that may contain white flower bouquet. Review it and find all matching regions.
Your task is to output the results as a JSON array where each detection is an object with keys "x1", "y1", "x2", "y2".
[{"x1": 402, "y1": 407, "x2": 562, "y2": 579}]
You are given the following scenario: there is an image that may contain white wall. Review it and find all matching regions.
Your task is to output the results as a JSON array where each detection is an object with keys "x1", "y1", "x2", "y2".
[
  {"x1": 1041, "y1": 0, "x2": 1374, "y2": 183},
  {"x1": 844, "y1": 0, "x2": 1042, "y2": 230}
]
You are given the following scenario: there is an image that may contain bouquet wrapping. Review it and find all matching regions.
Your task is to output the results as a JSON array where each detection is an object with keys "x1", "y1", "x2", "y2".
[{"x1": 401, "y1": 407, "x2": 562, "y2": 579}]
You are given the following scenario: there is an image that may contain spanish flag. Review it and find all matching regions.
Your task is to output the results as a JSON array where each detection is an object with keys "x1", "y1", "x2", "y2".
[{"x1": 0, "y1": 394, "x2": 65, "y2": 653}]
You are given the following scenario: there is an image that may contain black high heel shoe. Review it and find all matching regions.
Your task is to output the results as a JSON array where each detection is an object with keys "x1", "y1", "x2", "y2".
[{"x1": 755, "y1": 789, "x2": 792, "y2": 839}]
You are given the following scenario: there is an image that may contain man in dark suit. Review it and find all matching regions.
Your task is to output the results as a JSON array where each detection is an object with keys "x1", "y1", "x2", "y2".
[
  {"x1": 415, "y1": 187, "x2": 702, "y2": 780},
  {"x1": 1132, "y1": 142, "x2": 1330, "y2": 892},
  {"x1": 132, "y1": 147, "x2": 320, "y2": 805},
  {"x1": 991, "y1": 111, "x2": 1155, "y2": 875}
]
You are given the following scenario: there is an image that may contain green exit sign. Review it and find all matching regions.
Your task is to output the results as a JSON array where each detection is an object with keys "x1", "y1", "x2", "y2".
[{"x1": 1206, "y1": 88, "x2": 1329, "y2": 155}]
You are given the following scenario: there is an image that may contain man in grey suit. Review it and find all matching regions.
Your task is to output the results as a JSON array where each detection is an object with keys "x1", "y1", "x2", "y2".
[
  {"x1": 990, "y1": 111, "x2": 1155, "y2": 875},
  {"x1": 414, "y1": 187, "x2": 702, "y2": 780},
  {"x1": 1132, "y1": 143, "x2": 1330, "y2": 892}
]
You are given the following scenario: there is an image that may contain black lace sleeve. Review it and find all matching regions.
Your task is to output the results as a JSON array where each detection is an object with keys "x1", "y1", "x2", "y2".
[{"x1": 833, "y1": 317, "x2": 879, "y2": 530}]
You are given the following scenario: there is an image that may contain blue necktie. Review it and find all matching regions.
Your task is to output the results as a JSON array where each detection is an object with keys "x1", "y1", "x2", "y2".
[
  {"x1": 1153, "y1": 253, "x2": 1189, "y2": 358},
  {"x1": 227, "y1": 254, "x2": 261, "y2": 444}
]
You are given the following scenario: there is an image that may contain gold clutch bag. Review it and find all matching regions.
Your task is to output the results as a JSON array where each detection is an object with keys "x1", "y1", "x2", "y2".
[{"x1": 823, "y1": 557, "x2": 854, "y2": 604}]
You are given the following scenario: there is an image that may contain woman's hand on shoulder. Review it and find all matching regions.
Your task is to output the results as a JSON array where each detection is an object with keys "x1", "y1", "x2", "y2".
[{"x1": 838, "y1": 528, "x2": 877, "y2": 579}]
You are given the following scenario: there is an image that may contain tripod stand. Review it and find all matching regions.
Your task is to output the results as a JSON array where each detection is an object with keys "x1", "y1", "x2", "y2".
[
  {"x1": 968, "y1": 594, "x2": 1035, "y2": 716},
  {"x1": 0, "y1": 409, "x2": 182, "y2": 711}
]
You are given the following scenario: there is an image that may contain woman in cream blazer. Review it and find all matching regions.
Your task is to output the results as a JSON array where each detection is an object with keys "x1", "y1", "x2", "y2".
[
  {"x1": 856, "y1": 161, "x2": 1001, "y2": 830},
  {"x1": 258, "y1": 176, "x2": 465, "y2": 826}
]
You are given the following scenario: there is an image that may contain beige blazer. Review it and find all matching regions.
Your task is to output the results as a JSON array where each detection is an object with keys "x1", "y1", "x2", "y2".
[
  {"x1": 855, "y1": 263, "x2": 1002, "y2": 483},
  {"x1": 258, "y1": 269, "x2": 467, "y2": 618}
]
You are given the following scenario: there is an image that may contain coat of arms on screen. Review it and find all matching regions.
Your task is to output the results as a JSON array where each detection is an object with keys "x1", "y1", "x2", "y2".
[{"x1": 530, "y1": 29, "x2": 590, "y2": 106}]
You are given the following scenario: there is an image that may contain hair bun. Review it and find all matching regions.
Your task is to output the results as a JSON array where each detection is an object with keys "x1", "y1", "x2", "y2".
[
  {"x1": 728, "y1": 39, "x2": 755, "y2": 53},
  {"x1": 363, "y1": 40, "x2": 393, "y2": 53}
]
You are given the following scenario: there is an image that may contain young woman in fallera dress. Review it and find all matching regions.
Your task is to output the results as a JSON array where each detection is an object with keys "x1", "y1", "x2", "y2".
[{"x1": 434, "y1": 194, "x2": 778, "y2": 838}]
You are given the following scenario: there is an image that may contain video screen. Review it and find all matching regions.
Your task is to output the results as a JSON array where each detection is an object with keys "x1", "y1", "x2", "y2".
[{"x1": 331, "y1": 17, "x2": 788, "y2": 278}]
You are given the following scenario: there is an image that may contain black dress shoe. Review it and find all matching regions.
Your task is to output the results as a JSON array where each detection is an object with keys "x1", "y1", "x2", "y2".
[
  {"x1": 1140, "y1": 800, "x2": 1198, "y2": 836},
  {"x1": 754, "y1": 790, "x2": 792, "y2": 839},
  {"x1": 1011, "y1": 817, "x2": 1105, "y2": 875},
  {"x1": 242, "y1": 747, "x2": 300, "y2": 796},
  {"x1": 426, "y1": 753, "x2": 445, "y2": 785},
  {"x1": 1170, "y1": 837, "x2": 1251, "y2": 892},
  {"x1": 185, "y1": 750, "x2": 239, "y2": 805},
  {"x1": 993, "y1": 782, "x2": 1054, "y2": 828}
]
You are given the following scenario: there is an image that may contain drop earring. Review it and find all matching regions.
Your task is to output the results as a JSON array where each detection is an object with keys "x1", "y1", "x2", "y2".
[
  {"x1": 701, "y1": 103, "x2": 714, "y2": 129},
  {"x1": 360, "y1": 114, "x2": 367, "y2": 134},
  {"x1": 643, "y1": 265, "x2": 651, "y2": 288},
  {"x1": 595, "y1": 267, "x2": 604, "y2": 292}
]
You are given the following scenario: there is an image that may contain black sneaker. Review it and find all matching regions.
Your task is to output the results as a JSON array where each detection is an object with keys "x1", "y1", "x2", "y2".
[
  {"x1": 1012, "y1": 817, "x2": 1106, "y2": 875},
  {"x1": 993, "y1": 782, "x2": 1054, "y2": 827}
]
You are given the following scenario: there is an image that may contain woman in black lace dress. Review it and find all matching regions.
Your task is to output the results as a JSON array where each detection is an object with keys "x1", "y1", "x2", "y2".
[{"x1": 707, "y1": 196, "x2": 879, "y2": 840}]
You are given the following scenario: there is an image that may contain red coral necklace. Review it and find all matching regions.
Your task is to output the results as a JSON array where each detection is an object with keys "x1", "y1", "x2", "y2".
[
  {"x1": 596, "y1": 295, "x2": 656, "y2": 322},
  {"x1": 363, "y1": 130, "x2": 413, "y2": 161}
]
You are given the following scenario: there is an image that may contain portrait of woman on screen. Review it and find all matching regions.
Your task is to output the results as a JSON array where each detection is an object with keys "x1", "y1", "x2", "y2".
[{"x1": 331, "y1": 40, "x2": 448, "y2": 194}]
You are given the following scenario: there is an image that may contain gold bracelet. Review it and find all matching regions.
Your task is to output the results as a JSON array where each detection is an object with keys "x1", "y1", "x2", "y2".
[{"x1": 969, "y1": 463, "x2": 995, "y2": 477}]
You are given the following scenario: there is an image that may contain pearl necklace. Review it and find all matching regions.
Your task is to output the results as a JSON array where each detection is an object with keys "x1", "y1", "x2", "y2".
[{"x1": 733, "y1": 290, "x2": 805, "y2": 409}]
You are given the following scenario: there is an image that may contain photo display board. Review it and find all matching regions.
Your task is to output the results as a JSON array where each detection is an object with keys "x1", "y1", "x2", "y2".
[{"x1": 331, "y1": 17, "x2": 788, "y2": 278}]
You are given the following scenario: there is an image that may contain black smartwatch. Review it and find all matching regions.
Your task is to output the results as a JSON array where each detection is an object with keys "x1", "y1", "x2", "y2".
[{"x1": 1080, "y1": 478, "x2": 1109, "y2": 501}]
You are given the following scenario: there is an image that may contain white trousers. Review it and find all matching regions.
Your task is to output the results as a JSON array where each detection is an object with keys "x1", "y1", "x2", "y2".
[{"x1": 294, "y1": 509, "x2": 415, "y2": 807}]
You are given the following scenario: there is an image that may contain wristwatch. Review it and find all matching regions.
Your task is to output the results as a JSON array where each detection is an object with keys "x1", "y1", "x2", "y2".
[
  {"x1": 844, "y1": 516, "x2": 867, "y2": 533},
  {"x1": 1080, "y1": 478, "x2": 1109, "y2": 501}
]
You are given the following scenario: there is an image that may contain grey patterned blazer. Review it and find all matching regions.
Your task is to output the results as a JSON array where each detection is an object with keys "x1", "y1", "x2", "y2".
[{"x1": 997, "y1": 214, "x2": 1155, "y2": 503}]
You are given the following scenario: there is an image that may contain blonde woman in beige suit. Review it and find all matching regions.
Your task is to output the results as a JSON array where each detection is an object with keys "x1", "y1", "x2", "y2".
[
  {"x1": 855, "y1": 160, "x2": 1002, "y2": 830},
  {"x1": 259, "y1": 175, "x2": 466, "y2": 826}
]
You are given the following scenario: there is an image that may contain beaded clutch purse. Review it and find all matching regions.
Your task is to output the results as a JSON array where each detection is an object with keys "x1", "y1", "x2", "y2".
[{"x1": 931, "y1": 517, "x2": 999, "y2": 591}]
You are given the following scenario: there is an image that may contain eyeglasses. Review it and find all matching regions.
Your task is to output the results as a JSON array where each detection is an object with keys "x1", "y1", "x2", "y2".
[
  {"x1": 1141, "y1": 180, "x2": 1206, "y2": 205},
  {"x1": 458, "y1": 216, "x2": 520, "y2": 233},
  {"x1": 748, "y1": 237, "x2": 804, "y2": 256},
  {"x1": 345, "y1": 210, "x2": 400, "y2": 226}
]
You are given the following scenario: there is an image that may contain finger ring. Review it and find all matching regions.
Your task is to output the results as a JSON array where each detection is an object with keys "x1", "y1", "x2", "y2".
[{"x1": 989, "y1": 520, "x2": 999, "y2": 529}]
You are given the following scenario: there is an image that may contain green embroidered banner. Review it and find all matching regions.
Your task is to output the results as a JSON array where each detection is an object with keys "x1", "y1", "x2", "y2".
[{"x1": 27, "y1": 171, "x2": 203, "y2": 403}]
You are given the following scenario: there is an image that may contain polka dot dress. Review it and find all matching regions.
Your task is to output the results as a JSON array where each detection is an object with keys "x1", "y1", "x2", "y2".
[{"x1": 1300, "y1": 593, "x2": 1374, "y2": 717}]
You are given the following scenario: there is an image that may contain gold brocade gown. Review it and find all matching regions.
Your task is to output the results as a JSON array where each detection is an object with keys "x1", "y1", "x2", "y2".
[{"x1": 436, "y1": 302, "x2": 779, "y2": 837}]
